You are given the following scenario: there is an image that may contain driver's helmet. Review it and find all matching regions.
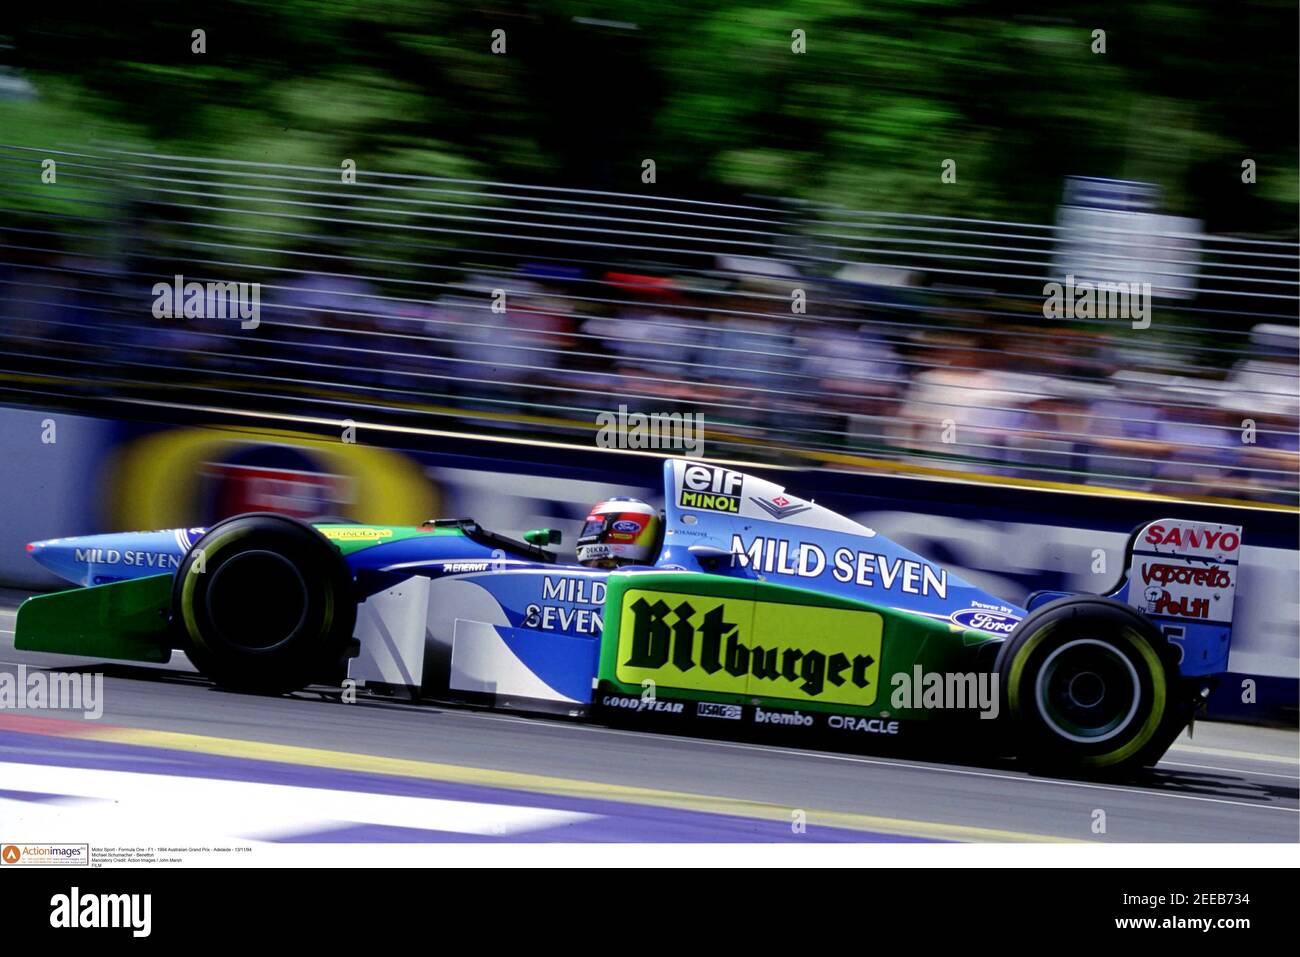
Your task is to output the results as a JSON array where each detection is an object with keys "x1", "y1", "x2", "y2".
[{"x1": 576, "y1": 498, "x2": 662, "y2": 568}]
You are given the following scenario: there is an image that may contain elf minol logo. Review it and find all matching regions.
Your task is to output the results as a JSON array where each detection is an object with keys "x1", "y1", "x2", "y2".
[
  {"x1": 50, "y1": 887, "x2": 151, "y2": 937},
  {"x1": 678, "y1": 463, "x2": 743, "y2": 514}
]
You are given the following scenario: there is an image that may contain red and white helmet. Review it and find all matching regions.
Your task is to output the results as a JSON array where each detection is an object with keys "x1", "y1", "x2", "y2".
[{"x1": 576, "y1": 498, "x2": 662, "y2": 568}]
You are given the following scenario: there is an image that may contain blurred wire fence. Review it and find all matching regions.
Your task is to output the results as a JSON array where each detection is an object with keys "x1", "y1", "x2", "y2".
[{"x1": 0, "y1": 144, "x2": 1296, "y2": 503}]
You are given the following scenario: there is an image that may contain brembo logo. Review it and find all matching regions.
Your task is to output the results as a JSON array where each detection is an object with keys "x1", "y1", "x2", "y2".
[{"x1": 754, "y1": 707, "x2": 813, "y2": 727}]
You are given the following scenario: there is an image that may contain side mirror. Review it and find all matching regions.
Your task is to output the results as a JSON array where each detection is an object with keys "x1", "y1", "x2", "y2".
[{"x1": 524, "y1": 528, "x2": 562, "y2": 547}]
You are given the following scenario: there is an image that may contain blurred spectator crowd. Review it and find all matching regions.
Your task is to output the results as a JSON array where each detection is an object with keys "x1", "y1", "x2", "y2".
[{"x1": 2, "y1": 241, "x2": 1297, "y2": 504}]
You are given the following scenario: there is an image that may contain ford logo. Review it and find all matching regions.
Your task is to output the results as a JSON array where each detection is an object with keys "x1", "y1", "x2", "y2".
[
  {"x1": 611, "y1": 520, "x2": 642, "y2": 533},
  {"x1": 950, "y1": 609, "x2": 1020, "y2": 634}
]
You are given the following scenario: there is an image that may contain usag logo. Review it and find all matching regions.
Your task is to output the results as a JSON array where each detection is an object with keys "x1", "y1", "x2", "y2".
[{"x1": 697, "y1": 702, "x2": 742, "y2": 720}]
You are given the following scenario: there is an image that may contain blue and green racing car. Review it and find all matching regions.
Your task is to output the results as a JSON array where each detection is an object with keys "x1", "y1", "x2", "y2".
[{"x1": 17, "y1": 458, "x2": 1242, "y2": 776}]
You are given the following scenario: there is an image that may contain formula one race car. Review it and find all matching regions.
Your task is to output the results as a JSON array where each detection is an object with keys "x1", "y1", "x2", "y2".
[{"x1": 17, "y1": 458, "x2": 1242, "y2": 775}]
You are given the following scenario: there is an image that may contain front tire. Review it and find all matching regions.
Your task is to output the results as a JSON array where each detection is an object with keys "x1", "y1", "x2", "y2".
[
  {"x1": 173, "y1": 513, "x2": 356, "y2": 694},
  {"x1": 995, "y1": 596, "x2": 1181, "y2": 776}
]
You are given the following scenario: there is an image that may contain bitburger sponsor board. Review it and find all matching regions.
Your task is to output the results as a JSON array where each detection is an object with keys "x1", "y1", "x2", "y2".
[{"x1": 614, "y1": 589, "x2": 883, "y2": 707}]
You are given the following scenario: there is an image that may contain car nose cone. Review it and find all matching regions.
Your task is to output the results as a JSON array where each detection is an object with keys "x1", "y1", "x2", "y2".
[{"x1": 25, "y1": 530, "x2": 195, "y2": 587}]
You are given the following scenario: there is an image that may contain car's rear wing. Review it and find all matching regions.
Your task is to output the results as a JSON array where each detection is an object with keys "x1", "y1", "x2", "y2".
[{"x1": 1108, "y1": 519, "x2": 1242, "y2": 677}]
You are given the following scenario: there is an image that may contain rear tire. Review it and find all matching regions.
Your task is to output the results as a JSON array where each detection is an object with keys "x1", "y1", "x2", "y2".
[
  {"x1": 995, "y1": 596, "x2": 1182, "y2": 776},
  {"x1": 173, "y1": 513, "x2": 356, "y2": 694}
]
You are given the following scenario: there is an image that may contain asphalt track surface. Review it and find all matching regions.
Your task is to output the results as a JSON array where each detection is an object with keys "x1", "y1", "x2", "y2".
[{"x1": 1, "y1": 593, "x2": 1296, "y2": 843}]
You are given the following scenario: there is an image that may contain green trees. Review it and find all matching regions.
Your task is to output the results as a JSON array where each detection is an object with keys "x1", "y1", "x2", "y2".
[{"x1": 2, "y1": 0, "x2": 1295, "y2": 232}]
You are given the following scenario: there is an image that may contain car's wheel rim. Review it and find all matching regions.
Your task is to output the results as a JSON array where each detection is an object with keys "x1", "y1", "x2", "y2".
[
  {"x1": 205, "y1": 550, "x2": 309, "y2": 651},
  {"x1": 1034, "y1": 638, "x2": 1141, "y2": 744}
]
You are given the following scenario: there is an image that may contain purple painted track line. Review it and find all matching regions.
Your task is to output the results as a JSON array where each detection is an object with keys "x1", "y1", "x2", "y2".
[
  {"x1": 0, "y1": 787, "x2": 90, "y2": 803},
  {"x1": 0, "y1": 729, "x2": 939, "y2": 842},
  {"x1": 276, "y1": 817, "x2": 896, "y2": 843}
]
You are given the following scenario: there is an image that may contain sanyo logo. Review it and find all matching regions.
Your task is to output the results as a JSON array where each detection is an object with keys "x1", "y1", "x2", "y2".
[{"x1": 50, "y1": 887, "x2": 151, "y2": 937}]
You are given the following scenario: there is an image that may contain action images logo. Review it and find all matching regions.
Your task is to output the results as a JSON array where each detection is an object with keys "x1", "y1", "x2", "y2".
[{"x1": 3, "y1": 844, "x2": 88, "y2": 866}]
